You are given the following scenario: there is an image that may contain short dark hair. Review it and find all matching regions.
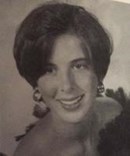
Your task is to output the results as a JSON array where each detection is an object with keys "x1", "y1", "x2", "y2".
[{"x1": 14, "y1": 2, "x2": 112, "y2": 87}]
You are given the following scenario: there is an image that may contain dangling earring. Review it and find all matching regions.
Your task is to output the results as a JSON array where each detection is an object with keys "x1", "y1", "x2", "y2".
[
  {"x1": 33, "y1": 88, "x2": 42, "y2": 102},
  {"x1": 97, "y1": 81, "x2": 105, "y2": 95},
  {"x1": 33, "y1": 88, "x2": 49, "y2": 118}
]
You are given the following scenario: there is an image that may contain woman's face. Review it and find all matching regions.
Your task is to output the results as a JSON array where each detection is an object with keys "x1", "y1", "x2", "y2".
[{"x1": 37, "y1": 34, "x2": 98, "y2": 123}]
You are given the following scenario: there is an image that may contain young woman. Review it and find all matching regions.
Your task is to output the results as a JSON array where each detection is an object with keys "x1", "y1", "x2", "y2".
[{"x1": 13, "y1": 2, "x2": 121, "y2": 156}]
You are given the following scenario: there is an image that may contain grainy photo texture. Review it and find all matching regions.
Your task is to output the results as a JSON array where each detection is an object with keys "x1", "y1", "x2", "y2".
[{"x1": 0, "y1": 0, "x2": 130, "y2": 156}]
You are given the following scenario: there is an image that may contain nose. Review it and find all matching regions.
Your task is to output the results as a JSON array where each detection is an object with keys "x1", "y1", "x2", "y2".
[{"x1": 58, "y1": 69, "x2": 74, "y2": 93}]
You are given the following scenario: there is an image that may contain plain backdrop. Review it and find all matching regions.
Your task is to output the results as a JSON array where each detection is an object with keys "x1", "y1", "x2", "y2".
[{"x1": 0, "y1": 0, "x2": 130, "y2": 155}]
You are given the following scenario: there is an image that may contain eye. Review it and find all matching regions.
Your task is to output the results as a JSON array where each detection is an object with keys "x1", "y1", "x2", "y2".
[
  {"x1": 72, "y1": 61, "x2": 88, "y2": 71},
  {"x1": 73, "y1": 64, "x2": 86, "y2": 70},
  {"x1": 44, "y1": 65, "x2": 57, "y2": 75}
]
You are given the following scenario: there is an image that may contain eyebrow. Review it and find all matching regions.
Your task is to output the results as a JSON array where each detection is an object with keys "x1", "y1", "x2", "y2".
[
  {"x1": 71, "y1": 58, "x2": 91, "y2": 64},
  {"x1": 45, "y1": 58, "x2": 91, "y2": 68},
  {"x1": 45, "y1": 62, "x2": 56, "y2": 67}
]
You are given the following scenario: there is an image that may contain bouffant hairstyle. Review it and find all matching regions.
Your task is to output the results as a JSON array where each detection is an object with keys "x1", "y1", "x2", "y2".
[{"x1": 13, "y1": 2, "x2": 112, "y2": 87}]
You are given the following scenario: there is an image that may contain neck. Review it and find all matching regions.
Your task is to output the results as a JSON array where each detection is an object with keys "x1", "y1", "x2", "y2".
[{"x1": 49, "y1": 108, "x2": 97, "y2": 140}]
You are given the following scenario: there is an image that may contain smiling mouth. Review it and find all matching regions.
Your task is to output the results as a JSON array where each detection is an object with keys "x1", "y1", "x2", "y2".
[{"x1": 58, "y1": 94, "x2": 84, "y2": 110}]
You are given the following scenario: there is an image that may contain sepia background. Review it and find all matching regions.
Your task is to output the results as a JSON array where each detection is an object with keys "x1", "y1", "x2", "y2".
[{"x1": 0, "y1": 0, "x2": 130, "y2": 155}]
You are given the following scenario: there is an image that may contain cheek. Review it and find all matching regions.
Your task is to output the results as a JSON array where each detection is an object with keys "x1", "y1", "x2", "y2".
[
  {"x1": 74, "y1": 72, "x2": 97, "y2": 93},
  {"x1": 37, "y1": 77, "x2": 57, "y2": 98}
]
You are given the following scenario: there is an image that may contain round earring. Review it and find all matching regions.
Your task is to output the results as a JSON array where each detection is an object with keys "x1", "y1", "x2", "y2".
[
  {"x1": 97, "y1": 82, "x2": 105, "y2": 94},
  {"x1": 33, "y1": 88, "x2": 42, "y2": 102},
  {"x1": 33, "y1": 88, "x2": 50, "y2": 118}
]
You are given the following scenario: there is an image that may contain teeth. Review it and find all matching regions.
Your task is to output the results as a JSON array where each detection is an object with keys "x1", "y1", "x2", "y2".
[
  {"x1": 60, "y1": 96, "x2": 81, "y2": 105},
  {"x1": 59, "y1": 95, "x2": 84, "y2": 106},
  {"x1": 62, "y1": 102, "x2": 79, "y2": 109}
]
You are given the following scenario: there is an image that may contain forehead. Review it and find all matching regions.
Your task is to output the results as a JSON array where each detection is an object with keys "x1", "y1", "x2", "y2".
[{"x1": 49, "y1": 34, "x2": 89, "y2": 64}]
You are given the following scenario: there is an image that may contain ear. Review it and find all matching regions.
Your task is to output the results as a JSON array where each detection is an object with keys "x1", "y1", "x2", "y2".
[
  {"x1": 34, "y1": 84, "x2": 42, "y2": 94},
  {"x1": 35, "y1": 81, "x2": 42, "y2": 93},
  {"x1": 98, "y1": 76, "x2": 104, "y2": 83}
]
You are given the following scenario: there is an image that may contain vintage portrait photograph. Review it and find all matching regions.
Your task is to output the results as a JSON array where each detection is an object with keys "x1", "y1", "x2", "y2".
[{"x1": 0, "y1": 0, "x2": 130, "y2": 156}]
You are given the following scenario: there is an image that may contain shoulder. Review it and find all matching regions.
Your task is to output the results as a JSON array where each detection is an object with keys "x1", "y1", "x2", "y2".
[
  {"x1": 14, "y1": 127, "x2": 44, "y2": 156},
  {"x1": 14, "y1": 117, "x2": 51, "y2": 156},
  {"x1": 94, "y1": 97, "x2": 122, "y2": 129}
]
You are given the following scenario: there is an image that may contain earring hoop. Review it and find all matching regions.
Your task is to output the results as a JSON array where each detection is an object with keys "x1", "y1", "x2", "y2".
[
  {"x1": 33, "y1": 88, "x2": 42, "y2": 102},
  {"x1": 97, "y1": 82, "x2": 105, "y2": 94},
  {"x1": 33, "y1": 88, "x2": 50, "y2": 118}
]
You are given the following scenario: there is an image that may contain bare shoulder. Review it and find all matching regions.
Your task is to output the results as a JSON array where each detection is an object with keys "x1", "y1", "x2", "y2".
[
  {"x1": 13, "y1": 116, "x2": 51, "y2": 156},
  {"x1": 94, "y1": 97, "x2": 122, "y2": 129},
  {"x1": 13, "y1": 131, "x2": 38, "y2": 156}
]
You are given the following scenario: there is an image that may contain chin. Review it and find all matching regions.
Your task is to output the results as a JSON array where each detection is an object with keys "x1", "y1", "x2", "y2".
[{"x1": 58, "y1": 109, "x2": 90, "y2": 124}]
